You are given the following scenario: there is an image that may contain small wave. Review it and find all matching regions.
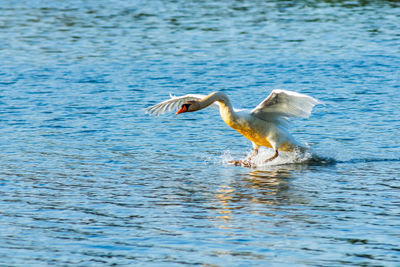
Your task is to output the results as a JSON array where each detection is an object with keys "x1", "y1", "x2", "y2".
[{"x1": 337, "y1": 157, "x2": 400, "y2": 164}]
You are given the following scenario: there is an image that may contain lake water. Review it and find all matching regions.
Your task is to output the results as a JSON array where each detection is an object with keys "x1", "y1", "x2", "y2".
[{"x1": 1, "y1": 0, "x2": 399, "y2": 266}]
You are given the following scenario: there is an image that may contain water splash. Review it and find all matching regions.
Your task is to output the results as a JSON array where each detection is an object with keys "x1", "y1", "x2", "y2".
[
  {"x1": 221, "y1": 147, "x2": 335, "y2": 168},
  {"x1": 221, "y1": 147, "x2": 400, "y2": 168}
]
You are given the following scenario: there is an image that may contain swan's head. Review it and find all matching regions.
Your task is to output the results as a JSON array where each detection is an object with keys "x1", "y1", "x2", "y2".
[{"x1": 176, "y1": 101, "x2": 200, "y2": 114}]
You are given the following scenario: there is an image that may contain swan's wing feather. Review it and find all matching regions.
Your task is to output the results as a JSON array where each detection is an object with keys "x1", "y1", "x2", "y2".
[
  {"x1": 146, "y1": 94, "x2": 219, "y2": 116},
  {"x1": 251, "y1": 89, "x2": 321, "y2": 120}
]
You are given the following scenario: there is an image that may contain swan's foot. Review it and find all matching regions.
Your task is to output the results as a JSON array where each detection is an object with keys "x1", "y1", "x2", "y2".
[
  {"x1": 264, "y1": 150, "x2": 279, "y2": 162},
  {"x1": 228, "y1": 160, "x2": 243, "y2": 166},
  {"x1": 228, "y1": 146, "x2": 259, "y2": 167},
  {"x1": 228, "y1": 160, "x2": 253, "y2": 167}
]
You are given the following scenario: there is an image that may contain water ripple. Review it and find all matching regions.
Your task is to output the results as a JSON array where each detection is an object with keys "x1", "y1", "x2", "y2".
[{"x1": 1, "y1": 0, "x2": 400, "y2": 266}]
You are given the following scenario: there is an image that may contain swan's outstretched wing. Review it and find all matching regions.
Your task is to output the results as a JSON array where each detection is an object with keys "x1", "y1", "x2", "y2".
[
  {"x1": 251, "y1": 89, "x2": 321, "y2": 121},
  {"x1": 146, "y1": 94, "x2": 219, "y2": 116}
]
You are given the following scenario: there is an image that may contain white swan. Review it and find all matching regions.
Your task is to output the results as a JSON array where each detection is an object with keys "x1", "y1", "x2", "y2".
[{"x1": 147, "y1": 90, "x2": 321, "y2": 166}]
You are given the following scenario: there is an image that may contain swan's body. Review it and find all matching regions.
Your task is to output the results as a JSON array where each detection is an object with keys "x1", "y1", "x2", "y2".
[{"x1": 147, "y1": 90, "x2": 321, "y2": 166}]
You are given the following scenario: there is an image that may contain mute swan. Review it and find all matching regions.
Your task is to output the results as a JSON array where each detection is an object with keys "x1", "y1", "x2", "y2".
[{"x1": 147, "y1": 90, "x2": 321, "y2": 167}]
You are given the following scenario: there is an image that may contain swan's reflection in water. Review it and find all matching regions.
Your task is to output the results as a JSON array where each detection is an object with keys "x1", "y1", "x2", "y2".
[{"x1": 212, "y1": 165, "x2": 310, "y2": 226}]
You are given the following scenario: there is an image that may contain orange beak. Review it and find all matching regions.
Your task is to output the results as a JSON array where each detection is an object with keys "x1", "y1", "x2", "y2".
[{"x1": 176, "y1": 105, "x2": 188, "y2": 115}]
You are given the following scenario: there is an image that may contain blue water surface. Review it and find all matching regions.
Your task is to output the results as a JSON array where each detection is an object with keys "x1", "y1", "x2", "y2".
[{"x1": 1, "y1": 0, "x2": 399, "y2": 266}]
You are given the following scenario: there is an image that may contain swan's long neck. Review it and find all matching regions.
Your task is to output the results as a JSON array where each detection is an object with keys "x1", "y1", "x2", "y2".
[{"x1": 199, "y1": 92, "x2": 237, "y2": 126}]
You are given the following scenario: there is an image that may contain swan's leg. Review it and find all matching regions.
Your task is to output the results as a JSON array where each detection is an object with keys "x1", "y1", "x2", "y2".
[
  {"x1": 251, "y1": 144, "x2": 260, "y2": 158},
  {"x1": 241, "y1": 144, "x2": 259, "y2": 167},
  {"x1": 265, "y1": 149, "x2": 279, "y2": 162},
  {"x1": 264, "y1": 141, "x2": 279, "y2": 162}
]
